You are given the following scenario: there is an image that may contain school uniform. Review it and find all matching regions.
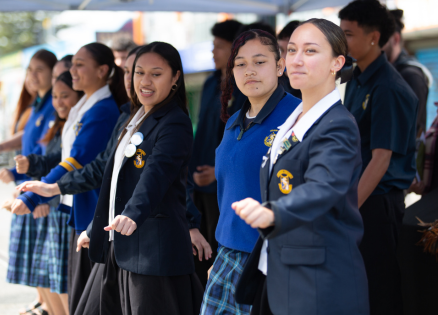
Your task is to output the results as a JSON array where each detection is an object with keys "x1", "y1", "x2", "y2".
[
  {"x1": 344, "y1": 52, "x2": 418, "y2": 315},
  {"x1": 26, "y1": 130, "x2": 72, "y2": 294},
  {"x1": 189, "y1": 69, "x2": 245, "y2": 286},
  {"x1": 235, "y1": 89, "x2": 369, "y2": 315},
  {"x1": 16, "y1": 85, "x2": 120, "y2": 315},
  {"x1": 6, "y1": 90, "x2": 55, "y2": 288},
  {"x1": 88, "y1": 99, "x2": 203, "y2": 315},
  {"x1": 200, "y1": 85, "x2": 300, "y2": 315}
]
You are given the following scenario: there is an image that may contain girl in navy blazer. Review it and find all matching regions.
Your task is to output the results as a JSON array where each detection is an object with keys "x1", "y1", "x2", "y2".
[
  {"x1": 86, "y1": 42, "x2": 203, "y2": 315},
  {"x1": 233, "y1": 19, "x2": 369, "y2": 315}
]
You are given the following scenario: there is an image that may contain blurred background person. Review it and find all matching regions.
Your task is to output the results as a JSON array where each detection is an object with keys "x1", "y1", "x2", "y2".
[
  {"x1": 340, "y1": 1, "x2": 418, "y2": 314},
  {"x1": 277, "y1": 20, "x2": 302, "y2": 99},
  {"x1": 52, "y1": 55, "x2": 73, "y2": 86},
  {"x1": 15, "y1": 71, "x2": 84, "y2": 315},
  {"x1": 111, "y1": 35, "x2": 138, "y2": 68},
  {"x1": 383, "y1": 9, "x2": 432, "y2": 137},
  {"x1": 12, "y1": 42, "x2": 125, "y2": 315},
  {"x1": 189, "y1": 19, "x2": 242, "y2": 287},
  {"x1": 0, "y1": 49, "x2": 57, "y2": 315}
]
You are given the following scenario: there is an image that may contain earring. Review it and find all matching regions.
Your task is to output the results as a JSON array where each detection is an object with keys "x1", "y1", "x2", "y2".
[
  {"x1": 279, "y1": 71, "x2": 282, "y2": 75},
  {"x1": 171, "y1": 84, "x2": 177, "y2": 91},
  {"x1": 371, "y1": 42, "x2": 374, "y2": 46},
  {"x1": 331, "y1": 70, "x2": 336, "y2": 76}
]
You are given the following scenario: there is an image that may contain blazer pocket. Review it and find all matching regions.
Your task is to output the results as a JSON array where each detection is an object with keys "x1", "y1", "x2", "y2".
[{"x1": 280, "y1": 246, "x2": 325, "y2": 265}]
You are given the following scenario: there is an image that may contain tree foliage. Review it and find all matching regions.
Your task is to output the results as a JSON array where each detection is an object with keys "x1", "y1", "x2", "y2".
[{"x1": 0, "y1": 12, "x2": 49, "y2": 55}]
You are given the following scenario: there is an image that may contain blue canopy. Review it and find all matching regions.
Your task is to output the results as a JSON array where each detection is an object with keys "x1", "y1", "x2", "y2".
[{"x1": 0, "y1": 0, "x2": 351, "y2": 14}]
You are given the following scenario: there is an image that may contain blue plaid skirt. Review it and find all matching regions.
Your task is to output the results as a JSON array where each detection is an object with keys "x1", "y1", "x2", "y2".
[
  {"x1": 200, "y1": 246, "x2": 251, "y2": 315},
  {"x1": 7, "y1": 212, "x2": 49, "y2": 287},
  {"x1": 47, "y1": 210, "x2": 72, "y2": 294}
]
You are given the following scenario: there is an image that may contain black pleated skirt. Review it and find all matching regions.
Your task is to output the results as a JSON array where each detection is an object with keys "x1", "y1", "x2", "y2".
[{"x1": 101, "y1": 242, "x2": 204, "y2": 315}]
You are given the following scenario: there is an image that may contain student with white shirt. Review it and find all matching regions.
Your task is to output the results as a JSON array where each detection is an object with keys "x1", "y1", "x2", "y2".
[
  {"x1": 200, "y1": 30, "x2": 300, "y2": 315},
  {"x1": 12, "y1": 42, "x2": 126, "y2": 315},
  {"x1": 233, "y1": 19, "x2": 369, "y2": 315},
  {"x1": 86, "y1": 42, "x2": 203, "y2": 315}
]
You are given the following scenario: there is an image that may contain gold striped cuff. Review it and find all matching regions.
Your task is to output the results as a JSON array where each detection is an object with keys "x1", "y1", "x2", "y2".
[{"x1": 59, "y1": 157, "x2": 83, "y2": 172}]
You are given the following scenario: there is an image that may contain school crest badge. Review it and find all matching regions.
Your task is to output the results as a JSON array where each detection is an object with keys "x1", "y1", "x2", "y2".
[
  {"x1": 35, "y1": 114, "x2": 44, "y2": 127},
  {"x1": 362, "y1": 94, "x2": 370, "y2": 110},
  {"x1": 134, "y1": 149, "x2": 146, "y2": 168},
  {"x1": 264, "y1": 129, "x2": 278, "y2": 147},
  {"x1": 73, "y1": 122, "x2": 83, "y2": 136},
  {"x1": 277, "y1": 169, "x2": 293, "y2": 194},
  {"x1": 291, "y1": 132, "x2": 299, "y2": 143}
]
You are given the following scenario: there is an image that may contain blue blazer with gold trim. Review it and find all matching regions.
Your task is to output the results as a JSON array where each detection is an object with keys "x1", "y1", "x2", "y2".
[
  {"x1": 236, "y1": 102, "x2": 370, "y2": 315},
  {"x1": 88, "y1": 100, "x2": 195, "y2": 277}
]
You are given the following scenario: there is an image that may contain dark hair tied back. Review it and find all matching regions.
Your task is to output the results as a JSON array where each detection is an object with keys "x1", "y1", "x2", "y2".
[
  {"x1": 82, "y1": 42, "x2": 129, "y2": 107},
  {"x1": 220, "y1": 29, "x2": 280, "y2": 122},
  {"x1": 301, "y1": 18, "x2": 355, "y2": 84}
]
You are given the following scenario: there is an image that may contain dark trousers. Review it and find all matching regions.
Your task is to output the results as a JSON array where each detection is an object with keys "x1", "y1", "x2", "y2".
[
  {"x1": 250, "y1": 272, "x2": 274, "y2": 315},
  {"x1": 101, "y1": 242, "x2": 203, "y2": 315},
  {"x1": 359, "y1": 189, "x2": 405, "y2": 315},
  {"x1": 193, "y1": 190, "x2": 220, "y2": 287},
  {"x1": 68, "y1": 229, "x2": 94, "y2": 315},
  {"x1": 74, "y1": 263, "x2": 106, "y2": 315}
]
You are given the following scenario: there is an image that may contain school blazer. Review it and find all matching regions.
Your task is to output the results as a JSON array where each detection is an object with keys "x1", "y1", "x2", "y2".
[
  {"x1": 88, "y1": 100, "x2": 195, "y2": 277},
  {"x1": 236, "y1": 102, "x2": 370, "y2": 315}
]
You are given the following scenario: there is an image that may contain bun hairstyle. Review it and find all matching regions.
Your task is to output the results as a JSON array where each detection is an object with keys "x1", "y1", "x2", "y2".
[
  {"x1": 41, "y1": 71, "x2": 84, "y2": 144},
  {"x1": 390, "y1": 9, "x2": 404, "y2": 34},
  {"x1": 82, "y1": 42, "x2": 129, "y2": 107},
  {"x1": 59, "y1": 54, "x2": 73, "y2": 69},
  {"x1": 220, "y1": 29, "x2": 281, "y2": 122},
  {"x1": 31, "y1": 49, "x2": 58, "y2": 70},
  {"x1": 300, "y1": 18, "x2": 355, "y2": 85},
  {"x1": 116, "y1": 41, "x2": 188, "y2": 146}
]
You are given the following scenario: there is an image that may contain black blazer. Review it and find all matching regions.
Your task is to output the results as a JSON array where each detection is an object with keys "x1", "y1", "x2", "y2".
[
  {"x1": 236, "y1": 102, "x2": 369, "y2": 315},
  {"x1": 88, "y1": 100, "x2": 195, "y2": 277}
]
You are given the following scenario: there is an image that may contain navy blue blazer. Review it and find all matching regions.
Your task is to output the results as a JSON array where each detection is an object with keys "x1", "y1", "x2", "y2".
[
  {"x1": 88, "y1": 100, "x2": 195, "y2": 277},
  {"x1": 236, "y1": 102, "x2": 370, "y2": 315}
]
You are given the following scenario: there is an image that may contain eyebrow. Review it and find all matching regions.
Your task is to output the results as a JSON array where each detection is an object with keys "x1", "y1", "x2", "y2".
[
  {"x1": 235, "y1": 53, "x2": 268, "y2": 60},
  {"x1": 288, "y1": 42, "x2": 320, "y2": 46}
]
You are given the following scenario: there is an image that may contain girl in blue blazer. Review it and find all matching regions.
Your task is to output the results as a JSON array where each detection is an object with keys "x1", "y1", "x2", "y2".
[
  {"x1": 200, "y1": 30, "x2": 301, "y2": 315},
  {"x1": 233, "y1": 19, "x2": 369, "y2": 315},
  {"x1": 12, "y1": 42, "x2": 128, "y2": 315},
  {"x1": 0, "y1": 49, "x2": 57, "y2": 315}
]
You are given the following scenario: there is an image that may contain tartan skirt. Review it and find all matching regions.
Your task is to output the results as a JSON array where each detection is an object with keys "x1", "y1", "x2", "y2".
[
  {"x1": 200, "y1": 246, "x2": 251, "y2": 315},
  {"x1": 7, "y1": 212, "x2": 49, "y2": 287},
  {"x1": 47, "y1": 209, "x2": 72, "y2": 294}
]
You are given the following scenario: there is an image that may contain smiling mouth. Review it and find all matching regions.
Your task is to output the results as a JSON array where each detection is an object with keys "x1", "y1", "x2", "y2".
[{"x1": 140, "y1": 89, "x2": 154, "y2": 97}]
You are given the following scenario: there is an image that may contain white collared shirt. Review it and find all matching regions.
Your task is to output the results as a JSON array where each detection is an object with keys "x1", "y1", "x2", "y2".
[
  {"x1": 108, "y1": 107, "x2": 147, "y2": 241},
  {"x1": 259, "y1": 88, "x2": 341, "y2": 275}
]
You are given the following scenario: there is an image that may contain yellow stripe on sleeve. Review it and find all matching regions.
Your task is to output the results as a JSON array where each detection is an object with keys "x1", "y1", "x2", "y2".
[
  {"x1": 59, "y1": 161, "x2": 74, "y2": 172},
  {"x1": 65, "y1": 157, "x2": 83, "y2": 170}
]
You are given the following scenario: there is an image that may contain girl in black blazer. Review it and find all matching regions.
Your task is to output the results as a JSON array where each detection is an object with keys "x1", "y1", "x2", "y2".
[{"x1": 87, "y1": 42, "x2": 203, "y2": 315}]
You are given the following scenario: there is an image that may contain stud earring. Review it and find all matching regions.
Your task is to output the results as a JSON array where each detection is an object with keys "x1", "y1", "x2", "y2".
[
  {"x1": 279, "y1": 71, "x2": 282, "y2": 75},
  {"x1": 371, "y1": 42, "x2": 374, "y2": 46},
  {"x1": 331, "y1": 70, "x2": 336, "y2": 76}
]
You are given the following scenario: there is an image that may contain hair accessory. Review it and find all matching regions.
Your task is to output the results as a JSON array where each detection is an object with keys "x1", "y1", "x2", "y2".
[
  {"x1": 171, "y1": 84, "x2": 177, "y2": 91},
  {"x1": 108, "y1": 66, "x2": 115, "y2": 79},
  {"x1": 339, "y1": 55, "x2": 356, "y2": 84}
]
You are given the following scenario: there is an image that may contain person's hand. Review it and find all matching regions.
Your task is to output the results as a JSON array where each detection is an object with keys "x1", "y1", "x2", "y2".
[
  {"x1": 1, "y1": 199, "x2": 14, "y2": 212},
  {"x1": 408, "y1": 178, "x2": 425, "y2": 195},
  {"x1": 207, "y1": 265, "x2": 213, "y2": 280},
  {"x1": 0, "y1": 168, "x2": 14, "y2": 184},
  {"x1": 14, "y1": 155, "x2": 30, "y2": 174},
  {"x1": 33, "y1": 204, "x2": 50, "y2": 219},
  {"x1": 193, "y1": 165, "x2": 216, "y2": 187},
  {"x1": 189, "y1": 228, "x2": 212, "y2": 261},
  {"x1": 104, "y1": 215, "x2": 137, "y2": 236},
  {"x1": 16, "y1": 181, "x2": 61, "y2": 197},
  {"x1": 77, "y1": 231, "x2": 90, "y2": 252},
  {"x1": 11, "y1": 199, "x2": 31, "y2": 216},
  {"x1": 232, "y1": 198, "x2": 275, "y2": 229}
]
